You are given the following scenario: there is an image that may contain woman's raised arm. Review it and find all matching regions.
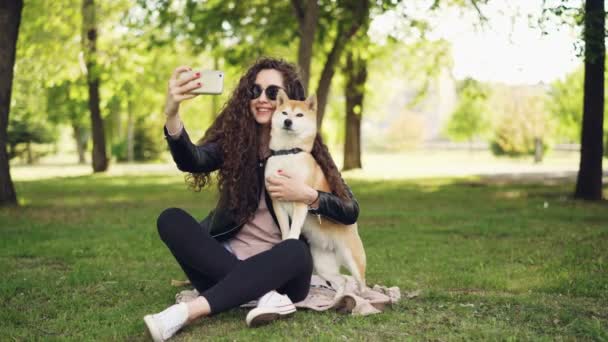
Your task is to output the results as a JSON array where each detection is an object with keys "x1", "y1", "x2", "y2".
[{"x1": 163, "y1": 66, "x2": 222, "y2": 173}]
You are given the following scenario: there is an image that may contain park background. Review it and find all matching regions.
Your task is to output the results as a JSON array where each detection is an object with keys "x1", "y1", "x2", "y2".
[{"x1": 1, "y1": 0, "x2": 607, "y2": 340}]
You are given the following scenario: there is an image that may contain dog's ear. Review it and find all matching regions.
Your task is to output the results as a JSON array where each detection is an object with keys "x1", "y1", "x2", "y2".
[
  {"x1": 277, "y1": 89, "x2": 289, "y2": 107},
  {"x1": 305, "y1": 94, "x2": 317, "y2": 112}
]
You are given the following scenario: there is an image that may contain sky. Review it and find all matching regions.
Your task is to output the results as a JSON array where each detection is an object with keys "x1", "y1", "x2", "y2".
[{"x1": 370, "y1": 0, "x2": 587, "y2": 85}]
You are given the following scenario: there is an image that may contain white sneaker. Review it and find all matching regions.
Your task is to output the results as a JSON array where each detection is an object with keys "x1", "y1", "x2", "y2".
[
  {"x1": 144, "y1": 302, "x2": 189, "y2": 342},
  {"x1": 246, "y1": 291, "x2": 296, "y2": 327}
]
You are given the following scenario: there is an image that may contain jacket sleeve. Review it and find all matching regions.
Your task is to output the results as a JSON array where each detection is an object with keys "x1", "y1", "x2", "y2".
[
  {"x1": 164, "y1": 126, "x2": 223, "y2": 173},
  {"x1": 308, "y1": 177, "x2": 359, "y2": 225}
]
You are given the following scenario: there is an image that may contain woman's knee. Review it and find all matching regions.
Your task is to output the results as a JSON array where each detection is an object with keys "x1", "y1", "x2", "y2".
[
  {"x1": 156, "y1": 207, "x2": 189, "y2": 242},
  {"x1": 278, "y1": 239, "x2": 313, "y2": 273}
]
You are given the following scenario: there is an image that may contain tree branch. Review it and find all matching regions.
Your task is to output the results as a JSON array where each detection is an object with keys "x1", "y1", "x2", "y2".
[{"x1": 470, "y1": 0, "x2": 488, "y2": 23}]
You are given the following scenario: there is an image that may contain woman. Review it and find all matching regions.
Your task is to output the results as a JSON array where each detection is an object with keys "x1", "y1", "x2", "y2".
[{"x1": 144, "y1": 57, "x2": 359, "y2": 341}]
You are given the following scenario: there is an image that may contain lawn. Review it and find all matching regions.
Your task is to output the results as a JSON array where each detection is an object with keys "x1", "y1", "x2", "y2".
[{"x1": 1, "y1": 173, "x2": 607, "y2": 341}]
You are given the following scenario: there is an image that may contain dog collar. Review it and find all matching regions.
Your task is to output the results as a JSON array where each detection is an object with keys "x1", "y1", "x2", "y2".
[{"x1": 270, "y1": 148, "x2": 304, "y2": 156}]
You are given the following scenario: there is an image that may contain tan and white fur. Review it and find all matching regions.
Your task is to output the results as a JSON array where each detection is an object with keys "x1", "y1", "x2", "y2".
[{"x1": 265, "y1": 90, "x2": 366, "y2": 292}]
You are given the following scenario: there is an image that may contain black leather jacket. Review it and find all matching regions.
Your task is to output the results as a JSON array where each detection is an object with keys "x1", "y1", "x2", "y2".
[{"x1": 164, "y1": 127, "x2": 359, "y2": 241}]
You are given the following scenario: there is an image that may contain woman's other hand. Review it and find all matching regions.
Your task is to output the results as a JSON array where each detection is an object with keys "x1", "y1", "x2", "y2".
[
  {"x1": 164, "y1": 66, "x2": 202, "y2": 117},
  {"x1": 265, "y1": 170, "x2": 319, "y2": 205}
]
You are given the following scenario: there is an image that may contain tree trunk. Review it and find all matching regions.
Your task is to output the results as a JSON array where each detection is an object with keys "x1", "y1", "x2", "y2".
[
  {"x1": 343, "y1": 52, "x2": 366, "y2": 171},
  {"x1": 82, "y1": 0, "x2": 108, "y2": 172},
  {"x1": 315, "y1": 1, "x2": 369, "y2": 128},
  {"x1": 72, "y1": 124, "x2": 87, "y2": 164},
  {"x1": 291, "y1": 0, "x2": 318, "y2": 93},
  {"x1": 575, "y1": 0, "x2": 605, "y2": 200},
  {"x1": 316, "y1": 23, "x2": 348, "y2": 128},
  {"x1": 26, "y1": 142, "x2": 32, "y2": 164},
  {"x1": 0, "y1": 0, "x2": 23, "y2": 207},
  {"x1": 127, "y1": 103, "x2": 134, "y2": 162},
  {"x1": 534, "y1": 137, "x2": 543, "y2": 163}
]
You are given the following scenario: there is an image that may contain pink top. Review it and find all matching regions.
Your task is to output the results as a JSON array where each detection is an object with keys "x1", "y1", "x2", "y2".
[{"x1": 228, "y1": 188, "x2": 282, "y2": 260}]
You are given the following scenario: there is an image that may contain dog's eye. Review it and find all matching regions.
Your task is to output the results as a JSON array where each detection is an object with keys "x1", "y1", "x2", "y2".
[
  {"x1": 296, "y1": 113, "x2": 304, "y2": 117},
  {"x1": 282, "y1": 111, "x2": 288, "y2": 116}
]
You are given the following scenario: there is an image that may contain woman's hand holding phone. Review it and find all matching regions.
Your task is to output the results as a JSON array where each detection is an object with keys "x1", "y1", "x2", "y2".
[{"x1": 164, "y1": 66, "x2": 202, "y2": 117}]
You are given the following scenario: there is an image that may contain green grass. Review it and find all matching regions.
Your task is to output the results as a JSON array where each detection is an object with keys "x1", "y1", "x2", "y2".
[{"x1": 1, "y1": 174, "x2": 607, "y2": 341}]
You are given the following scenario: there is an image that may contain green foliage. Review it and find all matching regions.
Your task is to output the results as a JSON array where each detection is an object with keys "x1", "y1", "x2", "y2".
[
  {"x1": 8, "y1": 0, "x2": 82, "y2": 162},
  {"x1": 110, "y1": 139, "x2": 128, "y2": 162},
  {"x1": 1, "y1": 175, "x2": 606, "y2": 339},
  {"x1": 138, "y1": 0, "x2": 298, "y2": 64},
  {"x1": 445, "y1": 78, "x2": 491, "y2": 142},
  {"x1": 133, "y1": 117, "x2": 163, "y2": 161},
  {"x1": 490, "y1": 88, "x2": 551, "y2": 157},
  {"x1": 112, "y1": 117, "x2": 163, "y2": 162},
  {"x1": 46, "y1": 80, "x2": 89, "y2": 127},
  {"x1": 549, "y1": 66, "x2": 584, "y2": 142},
  {"x1": 548, "y1": 65, "x2": 608, "y2": 144},
  {"x1": 12, "y1": 0, "x2": 207, "y2": 161},
  {"x1": 491, "y1": 117, "x2": 543, "y2": 157},
  {"x1": 12, "y1": 0, "x2": 90, "y2": 153},
  {"x1": 6, "y1": 0, "x2": 536, "y2": 164}
]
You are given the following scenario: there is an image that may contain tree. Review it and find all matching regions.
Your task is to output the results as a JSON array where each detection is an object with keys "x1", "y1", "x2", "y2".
[
  {"x1": 10, "y1": 0, "x2": 86, "y2": 166},
  {"x1": 490, "y1": 87, "x2": 551, "y2": 160},
  {"x1": 7, "y1": 110, "x2": 55, "y2": 164},
  {"x1": 542, "y1": 0, "x2": 605, "y2": 200},
  {"x1": 47, "y1": 80, "x2": 89, "y2": 164},
  {"x1": 339, "y1": 0, "x2": 491, "y2": 167},
  {"x1": 575, "y1": 0, "x2": 605, "y2": 200},
  {"x1": 291, "y1": 0, "x2": 318, "y2": 92},
  {"x1": 549, "y1": 64, "x2": 608, "y2": 158},
  {"x1": 314, "y1": 0, "x2": 370, "y2": 128},
  {"x1": 549, "y1": 66, "x2": 585, "y2": 142},
  {"x1": 141, "y1": 0, "x2": 371, "y2": 127},
  {"x1": 342, "y1": 50, "x2": 367, "y2": 170},
  {"x1": 82, "y1": 0, "x2": 109, "y2": 172},
  {"x1": 0, "y1": 0, "x2": 23, "y2": 207},
  {"x1": 445, "y1": 78, "x2": 490, "y2": 150}
]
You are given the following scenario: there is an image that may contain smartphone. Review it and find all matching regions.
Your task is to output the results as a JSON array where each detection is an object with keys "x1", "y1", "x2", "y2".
[{"x1": 179, "y1": 69, "x2": 224, "y2": 95}]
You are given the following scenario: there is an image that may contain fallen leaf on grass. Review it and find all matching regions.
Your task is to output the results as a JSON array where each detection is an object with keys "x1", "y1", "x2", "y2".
[{"x1": 405, "y1": 290, "x2": 422, "y2": 299}]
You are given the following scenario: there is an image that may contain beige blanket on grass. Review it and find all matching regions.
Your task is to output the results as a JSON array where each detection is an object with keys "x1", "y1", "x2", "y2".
[{"x1": 174, "y1": 275, "x2": 404, "y2": 316}]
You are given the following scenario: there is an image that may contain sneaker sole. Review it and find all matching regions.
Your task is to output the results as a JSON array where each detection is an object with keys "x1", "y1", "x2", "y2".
[
  {"x1": 246, "y1": 307, "x2": 296, "y2": 327},
  {"x1": 143, "y1": 315, "x2": 164, "y2": 342}
]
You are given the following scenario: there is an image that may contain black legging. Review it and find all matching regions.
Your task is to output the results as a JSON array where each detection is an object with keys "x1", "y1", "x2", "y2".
[{"x1": 156, "y1": 207, "x2": 313, "y2": 314}]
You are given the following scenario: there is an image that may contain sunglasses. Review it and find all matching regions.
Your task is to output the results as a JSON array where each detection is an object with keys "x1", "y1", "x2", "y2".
[{"x1": 250, "y1": 84, "x2": 284, "y2": 101}]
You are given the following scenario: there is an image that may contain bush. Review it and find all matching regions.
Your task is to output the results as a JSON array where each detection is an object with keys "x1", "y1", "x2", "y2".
[
  {"x1": 110, "y1": 117, "x2": 163, "y2": 162},
  {"x1": 111, "y1": 139, "x2": 128, "y2": 162},
  {"x1": 489, "y1": 87, "x2": 551, "y2": 158},
  {"x1": 491, "y1": 113, "x2": 549, "y2": 157},
  {"x1": 8, "y1": 113, "x2": 56, "y2": 163},
  {"x1": 133, "y1": 117, "x2": 163, "y2": 161}
]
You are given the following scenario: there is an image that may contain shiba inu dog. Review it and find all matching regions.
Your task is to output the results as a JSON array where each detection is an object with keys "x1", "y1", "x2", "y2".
[{"x1": 264, "y1": 90, "x2": 366, "y2": 292}]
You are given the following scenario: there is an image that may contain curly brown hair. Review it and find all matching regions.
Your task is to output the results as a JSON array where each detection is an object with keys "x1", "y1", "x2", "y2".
[{"x1": 186, "y1": 57, "x2": 349, "y2": 223}]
